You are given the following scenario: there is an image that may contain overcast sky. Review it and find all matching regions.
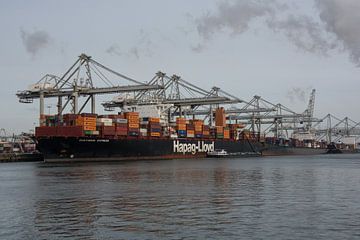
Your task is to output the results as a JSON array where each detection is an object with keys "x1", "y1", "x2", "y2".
[{"x1": 1, "y1": 0, "x2": 359, "y2": 133}]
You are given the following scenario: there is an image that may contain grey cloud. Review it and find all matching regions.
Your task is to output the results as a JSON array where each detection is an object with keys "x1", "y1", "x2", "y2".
[
  {"x1": 20, "y1": 29, "x2": 51, "y2": 57},
  {"x1": 315, "y1": 0, "x2": 360, "y2": 65}
]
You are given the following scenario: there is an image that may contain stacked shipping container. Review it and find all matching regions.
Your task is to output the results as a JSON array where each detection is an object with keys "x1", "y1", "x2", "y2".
[
  {"x1": 125, "y1": 112, "x2": 140, "y2": 136},
  {"x1": 35, "y1": 108, "x2": 250, "y2": 141},
  {"x1": 176, "y1": 117, "x2": 187, "y2": 138},
  {"x1": 148, "y1": 117, "x2": 161, "y2": 137}
]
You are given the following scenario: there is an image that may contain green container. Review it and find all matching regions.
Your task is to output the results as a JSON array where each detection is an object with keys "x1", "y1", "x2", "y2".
[
  {"x1": 216, "y1": 134, "x2": 224, "y2": 139},
  {"x1": 84, "y1": 130, "x2": 92, "y2": 135}
]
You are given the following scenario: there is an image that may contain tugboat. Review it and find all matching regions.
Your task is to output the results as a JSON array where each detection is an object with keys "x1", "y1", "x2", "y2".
[{"x1": 207, "y1": 149, "x2": 261, "y2": 158}]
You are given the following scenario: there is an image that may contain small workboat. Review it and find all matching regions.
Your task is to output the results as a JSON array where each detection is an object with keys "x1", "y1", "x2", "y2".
[{"x1": 207, "y1": 149, "x2": 229, "y2": 158}]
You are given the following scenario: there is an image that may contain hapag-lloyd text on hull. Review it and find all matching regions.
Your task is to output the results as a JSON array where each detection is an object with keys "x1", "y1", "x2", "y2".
[{"x1": 173, "y1": 140, "x2": 215, "y2": 155}]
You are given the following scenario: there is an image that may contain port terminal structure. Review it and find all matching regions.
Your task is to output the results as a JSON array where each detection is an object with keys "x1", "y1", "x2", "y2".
[{"x1": 16, "y1": 53, "x2": 360, "y2": 146}]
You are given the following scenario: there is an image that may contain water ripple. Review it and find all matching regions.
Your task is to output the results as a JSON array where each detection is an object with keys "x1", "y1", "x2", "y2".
[{"x1": 0, "y1": 155, "x2": 360, "y2": 239}]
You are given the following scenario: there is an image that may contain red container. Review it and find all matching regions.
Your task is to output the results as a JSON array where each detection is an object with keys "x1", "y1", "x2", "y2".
[
  {"x1": 116, "y1": 130, "x2": 128, "y2": 136},
  {"x1": 63, "y1": 114, "x2": 79, "y2": 121},
  {"x1": 35, "y1": 126, "x2": 57, "y2": 137},
  {"x1": 186, "y1": 124, "x2": 195, "y2": 130},
  {"x1": 81, "y1": 113, "x2": 97, "y2": 117},
  {"x1": 101, "y1": 114, "x2": 125, "y2": 119},
  {"x1": 128, "y1": 128, "x2": 139, "y2": 132},
  {"x1": 101, "y1": 126, "x2": 116, "y2": 136},
  {"x1": 56, "y1": 126, "x2": 84, "y2": 137}
]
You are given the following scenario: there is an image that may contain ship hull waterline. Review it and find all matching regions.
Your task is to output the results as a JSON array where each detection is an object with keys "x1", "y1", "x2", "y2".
[{"x1": 36, "y1": 137, "x2": 261, "y2": 163}]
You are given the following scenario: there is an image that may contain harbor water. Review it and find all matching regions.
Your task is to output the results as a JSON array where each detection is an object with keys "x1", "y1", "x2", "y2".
[{"x1": 1, "y1": 155, "x2": 360, "y2": 239}]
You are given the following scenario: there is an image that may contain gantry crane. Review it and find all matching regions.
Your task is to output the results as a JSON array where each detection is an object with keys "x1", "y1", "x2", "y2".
[{"x1": 16, "y1": 53, "x2": 163, "y2": 126}]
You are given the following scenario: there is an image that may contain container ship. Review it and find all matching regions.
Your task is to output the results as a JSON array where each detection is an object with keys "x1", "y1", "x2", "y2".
[
  {"x1": 18, "y1": 54, "x2": 354, "y2": 162},
  {"x1": 35, "y1": 107, "x2": 262, "y2": 162}
]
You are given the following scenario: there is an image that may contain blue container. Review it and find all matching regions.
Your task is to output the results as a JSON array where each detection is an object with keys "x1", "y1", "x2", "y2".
[
  {"x1": 150, "y1": 128, "x2": 161, "y2": 132},
  {"x1": 177, "y1": 130, "x2": 186, "y2": 134}
]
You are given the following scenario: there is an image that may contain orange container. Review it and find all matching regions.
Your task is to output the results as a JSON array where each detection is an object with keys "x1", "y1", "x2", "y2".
[
  {"x1": 215, "y1": 107, "x2": 226, "y2": 126},
  {"x1": 176, "y1": 124, "x2": 186, "y2": 131},
  {"x1": 176, "y1": 117, "x2": 187, "y2": 124},
  {"x1": 195, "y1": 126, "x2": 202, "y2": 131},
  {"x1": 149, "y1": 117, "x2": 160, "y2": 123},
  {"x1": 187, "y1": 130, "x2": 195, "y2": 135},
  {"x1": 83, "y1": 126, "x2": 96, "y2": 131},
  {"x1": 128, "y1": 119, "x2": 139, "y2": 124},
  {"x1": 83, "y1": 121, "x2": 96, "y2": 126},
  {"x1": 84, "y1": 117, "x2": 96, "y2": 122},
  {"x1": 125, "y1": 112, "x2": 139, "y2": 118},
  {"x1": 128, "y1": 123, "x2": 139, "y2": 128},
  {"x1": 150, "y1": 132, "x2": 161, "y2": 137}
]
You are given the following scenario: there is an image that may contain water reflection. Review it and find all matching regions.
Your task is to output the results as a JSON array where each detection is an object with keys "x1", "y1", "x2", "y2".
[{"x1": 1, "y1": 156, "x2": 360, "y2": 239}]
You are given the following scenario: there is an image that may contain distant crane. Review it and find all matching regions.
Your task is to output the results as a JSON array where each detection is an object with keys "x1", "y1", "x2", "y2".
[{"x1": 304, "y1": 89, "x2": 316, "y2": 131}]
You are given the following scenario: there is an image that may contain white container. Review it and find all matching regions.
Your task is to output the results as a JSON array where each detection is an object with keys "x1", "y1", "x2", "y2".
[
  {"x1": 97, "y1": 118, "x2": 113, "y2": 123},
  {"x1": 115, "y1": 119, "x2": 128, "y2": 124}
]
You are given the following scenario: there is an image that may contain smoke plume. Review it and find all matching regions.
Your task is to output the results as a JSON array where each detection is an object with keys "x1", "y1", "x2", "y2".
[
  {"x1": 315, "y1": 0, "x2": 360, "y2": 65},
  {"x1": 287, "y1": 87, "x2": 306, "y2": 103},
  {"x1": 20, "y1": 29, "x2": 51, "y2": 57},
  {"x1": 106, "y1": 44, "x2": 123, "y2": 56},
  {"x1": 192, "y1": 0, "x2": 360, "y2": 65},
  {"x1": 195, "y1": 1, "x2": 276, "y2": 40},
  {"x1": 106, "y1": 29, "x2": 153, "y2": 59}
]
